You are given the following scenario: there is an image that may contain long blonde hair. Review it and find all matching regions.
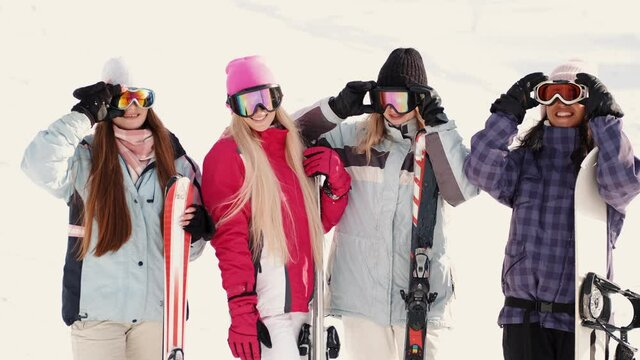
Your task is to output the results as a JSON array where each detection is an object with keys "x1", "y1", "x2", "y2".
[
  {"x1": 355, "y1": 109, "x2": 423, "y2": 162},
  {"x1": 218, "y1": 107, "x2": 324, "y2": 267}
]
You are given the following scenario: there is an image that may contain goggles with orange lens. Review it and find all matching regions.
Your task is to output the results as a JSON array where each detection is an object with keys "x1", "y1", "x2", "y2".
[
  {"x1": 111, "y1": 88, "x2": 155, "y2": 110},
  {"x1": 369, "y1": 88, "x2": 426, "y2": 114},
  {"x1": 227, "y1": 84, "x2": 283, "y2": 118},
  {"x1": 533, "y1": 80, "x2": 589, "y2": 105}
]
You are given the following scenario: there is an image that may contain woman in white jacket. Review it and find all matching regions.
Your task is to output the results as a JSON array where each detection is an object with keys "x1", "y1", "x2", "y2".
[
  {"x1": 21, "y1": 59, "x2": 210, "y2": 360},
  {"x1": 294, "y1": 48, "x2": 478, "y2": 360}
]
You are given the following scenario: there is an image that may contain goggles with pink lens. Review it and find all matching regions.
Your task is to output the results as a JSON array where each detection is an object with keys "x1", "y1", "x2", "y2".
[
  {"x1": 369, "y1": 88, "x2": 426, "y2": 114},
  {"x1": 227, "y1": 84, "x2": 283, "y2": 117}
]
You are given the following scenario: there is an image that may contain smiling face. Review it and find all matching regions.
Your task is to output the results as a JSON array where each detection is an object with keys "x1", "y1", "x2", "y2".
[
  {"x1": 383, "y1": 107, "x2": 418, "y2": 126},
  {"x1": 546, "y1": 101, "x2": 586, "y2": 128},
  {"x1": 112, "y1": 103, "x2": 149, "y2": 130},
  {"x1": 243, "y1": 108, "x2": 276, "y2": 132}
]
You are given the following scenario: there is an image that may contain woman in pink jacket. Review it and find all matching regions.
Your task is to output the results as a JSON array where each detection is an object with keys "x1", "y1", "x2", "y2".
[{"x1": 201, "y1": 56, "x2": 351, "y2": 360}]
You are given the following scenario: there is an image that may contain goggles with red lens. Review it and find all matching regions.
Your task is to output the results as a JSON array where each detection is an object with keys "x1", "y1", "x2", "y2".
[
  {"x1": 533, "y1": 80, "x2": 589, "y2": 105},
  {"x1": 369, "y1": 88, "x2": 426, "y2": 114},
  {"x1": 111, "y1": 88, "x2": 155, "y2": 110},
  {"x1": 227, "y1": 84, "x2": 283, "y2": 118}
]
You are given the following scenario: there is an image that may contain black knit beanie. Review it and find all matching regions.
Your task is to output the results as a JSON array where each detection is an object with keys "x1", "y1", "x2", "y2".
[{"x1": 377, "y1": 48, "x2": 428, "y2": 88}]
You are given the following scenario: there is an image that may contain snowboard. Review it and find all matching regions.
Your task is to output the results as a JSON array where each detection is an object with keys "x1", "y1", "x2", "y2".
[
  {"x1": 575, "y1": 147, "x2": 608, "y2": 360},
  {"x1": 163, "y1": 176, "x2": 195, "y2": 360}
]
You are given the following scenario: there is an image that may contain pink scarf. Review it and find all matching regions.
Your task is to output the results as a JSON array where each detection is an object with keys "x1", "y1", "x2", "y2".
[{"x1": 113, "y1": 125, "x2": 155, "y2": 183}]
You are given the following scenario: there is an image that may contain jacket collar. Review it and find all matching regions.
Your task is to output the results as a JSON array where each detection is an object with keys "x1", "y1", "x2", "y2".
[
  {"x1": 542, "y1": 124, "x2": 579, "y2": 154},
  {"x1": 256, "y1": 126, "x2": 288, "y2": 155},
  {"x1": 384, "y1": 118, "x2": 418, "y2": 143}
]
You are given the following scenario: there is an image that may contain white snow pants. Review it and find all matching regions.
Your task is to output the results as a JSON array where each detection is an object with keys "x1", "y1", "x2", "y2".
[
  {"x1": 70, "y1": 320, "x2": 162, "y2": 360},
  {"x1": 260, "y1": 312, "x2": 309, "y2": 360},
  {"x1": 341, "y1": 315, "x2": 452, "y2": 360}
]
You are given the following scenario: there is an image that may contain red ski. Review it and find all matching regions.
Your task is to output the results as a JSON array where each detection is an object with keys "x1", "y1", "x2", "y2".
[{"x1": 163, "y1": 176, "x2": 194, "y2": 360}]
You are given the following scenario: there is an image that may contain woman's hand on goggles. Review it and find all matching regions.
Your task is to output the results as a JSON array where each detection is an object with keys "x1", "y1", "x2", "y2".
[
  {"x1": 490, "y1": 72, "x2": 548, "y2": 124},
  {"x1": 328, "y1": 80, "x2": 376, "y2": 119},
  {"x1": 70, "y1": 81, "x2": 122, "y2": 125},
  {"x1": 408, "y1": 83, "x2": 449, "y2": 126},
  {"x1": 575, "y1": 73, "x2": 624, "y2": 119}
]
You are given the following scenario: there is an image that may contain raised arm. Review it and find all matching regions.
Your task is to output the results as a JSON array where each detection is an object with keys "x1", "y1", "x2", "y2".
[
  {"x1": 576, "y1": 73, "x2": 640, "y2": 213},
  {"x1": 293, "y1": 81, "x2": 376, "y2": 145}
]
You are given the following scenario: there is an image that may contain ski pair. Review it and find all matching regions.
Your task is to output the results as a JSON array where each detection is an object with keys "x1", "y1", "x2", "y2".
[
  {"x1": 400, "y1": 130, "x2": 439, "y2": 360},
  {"x1": 298, "y1": 175, "x2": 341, "y2": 360},
  {"x1": 162, "y1": 176, "x2": 194, "y2": 360}
]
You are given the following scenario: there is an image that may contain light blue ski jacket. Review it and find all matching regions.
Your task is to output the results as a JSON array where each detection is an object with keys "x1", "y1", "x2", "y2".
[
  {"x1": 21, "y1": 112, "x2": 206, "y2": 325},
  {"x1": 294, "y1": 99, "x2": 479, "y2": 328}
]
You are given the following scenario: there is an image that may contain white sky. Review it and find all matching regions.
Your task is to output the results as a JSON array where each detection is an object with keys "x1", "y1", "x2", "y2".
[{"x1": 1, "y1": 0, "x2": 640, "y2": 358}]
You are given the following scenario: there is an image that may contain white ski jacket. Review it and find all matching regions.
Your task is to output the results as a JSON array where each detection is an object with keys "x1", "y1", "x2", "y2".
[
  {"x1": 294, "y1": 98, "x2": 478, "y2": 327},
  {"x1": 21, "y1": 112, "x2": 206, "y2": 325}
]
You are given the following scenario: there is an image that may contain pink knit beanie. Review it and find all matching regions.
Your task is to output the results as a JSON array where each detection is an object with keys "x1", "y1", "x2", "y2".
[{"x1": 226, "y1": 55, "x2": 276, "y2": 96}]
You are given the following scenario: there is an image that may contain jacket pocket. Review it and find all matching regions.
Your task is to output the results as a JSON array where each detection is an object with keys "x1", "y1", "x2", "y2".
[
  {"x1": 329, "y1": 231, "x2": 383, "y2": 311},
  {"x1": 501, "y1": 253, "x2": 527, "y2": 287}
]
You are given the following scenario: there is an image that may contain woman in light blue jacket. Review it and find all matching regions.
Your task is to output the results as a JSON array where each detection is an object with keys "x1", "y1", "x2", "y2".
[
  {"x1": 21, "y1": 58, "x2": 211, "y2": 360},
  {"x1": 294, "y1": 48, "x2": 478, "y2": 360}
]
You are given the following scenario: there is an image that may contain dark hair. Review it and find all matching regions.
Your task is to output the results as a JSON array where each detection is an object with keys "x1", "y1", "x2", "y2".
[{"x1": 517, "y1": 119, "x2": 593, "y2": 174}]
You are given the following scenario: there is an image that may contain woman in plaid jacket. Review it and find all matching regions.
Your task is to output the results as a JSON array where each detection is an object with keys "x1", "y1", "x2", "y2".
[{"x1": 463, "y1": 60, "x2": 640, "y2": 360}]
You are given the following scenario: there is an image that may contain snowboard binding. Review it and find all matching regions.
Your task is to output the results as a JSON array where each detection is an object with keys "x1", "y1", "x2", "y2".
[{"x1": 580, "y1": 272, "x2": 640, "y2": 357}]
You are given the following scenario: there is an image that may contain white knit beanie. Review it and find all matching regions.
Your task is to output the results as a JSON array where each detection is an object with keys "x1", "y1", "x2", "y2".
[
  {"x1": 101, "y1": 57, "x2": 131, "y2": 86},
  {"x1": 540, "y1": 59, "x2": 597, "y2": 119}
]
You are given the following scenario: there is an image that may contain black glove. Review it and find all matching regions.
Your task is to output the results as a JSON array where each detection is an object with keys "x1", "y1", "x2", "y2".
[
  {"x1": 408, "y1": 83, "x2": 449, "y2": 127},
  {"x1": 182, "y1": 204, "x2": 215, "y2": 242},
  {"x1": 575, "y1": 73, "x2": 624, "y2": 119},
  {"x1": 71, "y1": 81, "x2": 123, "y2": 125},
  {"x1": 328, "y1": 80, "x2": 376, "y2": 119},
  {"x1": 490, "y1": 72, "x2": 548, "y2": 124}
]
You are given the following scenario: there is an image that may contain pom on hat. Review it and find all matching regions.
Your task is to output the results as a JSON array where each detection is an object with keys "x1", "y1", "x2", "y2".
[
  {"x1": 226, "y1": 55, "x2": 276, "y2": 96},
  {"x1": 377, "y1": 48, "x2": 428, "y2": 88},
  {"x1": 540, "y1": 59, "x2": 597, "y2": 119},
  {"x1": 101, "y1": 57, "x2": 131, "y2": 86}
]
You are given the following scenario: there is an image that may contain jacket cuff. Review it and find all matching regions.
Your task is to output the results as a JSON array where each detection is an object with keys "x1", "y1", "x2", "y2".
[{"x1": 319, "y1": 97, "x2": 345, "y2": 125}]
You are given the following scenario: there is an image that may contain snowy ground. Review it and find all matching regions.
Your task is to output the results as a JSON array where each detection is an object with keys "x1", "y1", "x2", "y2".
[{"x1": 1, "y1": 1, "x2": 640, "y2": 358}]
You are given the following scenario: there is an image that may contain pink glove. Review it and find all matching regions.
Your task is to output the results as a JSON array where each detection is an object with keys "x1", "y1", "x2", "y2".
[
  {"x1": 303, "y1": 146, "x2": 351, "y2": 198},
  {"x1": 227, "y1": 295, "x2": 272, "y2": 360}
]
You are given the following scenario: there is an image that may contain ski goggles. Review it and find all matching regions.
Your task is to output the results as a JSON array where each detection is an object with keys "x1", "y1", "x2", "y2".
[
  {"x1": 369, "y1": 88, "x2": 426, "y2": 114},
  {"x1": 111, "y1": 88, "x2": 155, "y2": 109},
  {"x1": 533, "y1": 80, "x2": 589, "y2": 105},
  {"x1": 227, "y1": 84, "x2": 283, "y2": 117}
]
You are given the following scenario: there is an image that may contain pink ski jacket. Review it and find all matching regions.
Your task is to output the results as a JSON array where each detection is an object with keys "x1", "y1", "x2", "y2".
[{"x1": 202, "y1": 127, "x2": 347, "y2": 317}]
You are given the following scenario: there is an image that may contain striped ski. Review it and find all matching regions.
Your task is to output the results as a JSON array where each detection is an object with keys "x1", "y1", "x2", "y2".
[
  {"x1": 401, "y1": 130, "x2": 439, "y2": 360},
  {"x1": 163, "y1": 176, "x2": 194, "y2": 360}
]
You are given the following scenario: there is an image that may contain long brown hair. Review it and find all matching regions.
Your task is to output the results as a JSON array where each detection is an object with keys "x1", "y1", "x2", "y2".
[{"x1": 78, "y1": 108, "x2": 177, "y2": 258}]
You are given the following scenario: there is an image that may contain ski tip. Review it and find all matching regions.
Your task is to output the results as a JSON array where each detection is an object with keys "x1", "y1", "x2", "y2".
[{"x1": 165, "y1": 175, "x2": 183, "y2": 196}]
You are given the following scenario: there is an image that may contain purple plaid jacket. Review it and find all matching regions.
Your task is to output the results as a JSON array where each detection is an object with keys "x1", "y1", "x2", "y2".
[{"x1": 464, "y1": 112, "x2": 640, "y2": 332}]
